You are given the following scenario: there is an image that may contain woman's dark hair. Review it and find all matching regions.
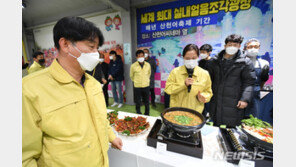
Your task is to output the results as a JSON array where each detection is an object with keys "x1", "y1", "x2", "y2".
[
  {"x1": 136, "y1": 50, "x2": 144, "y2": 57},
  {"x1": 182, "y1": 44, "x2": 199, "y2": 57},
  {"x1": 32, "y1": 51, "x2": 44, "y2": 58},
  {"x1": 109, "y1": 50, "x2": 117, "y2": 55},
  {"x1": 53, "y1": 16, "x2": 104, "y2": 50},
  {"x1": 225, "y1": 34, "x2": 244, "y2": 44},
  {"x1": 200, "y1": 44, "x2": 213, "y2": 52}
]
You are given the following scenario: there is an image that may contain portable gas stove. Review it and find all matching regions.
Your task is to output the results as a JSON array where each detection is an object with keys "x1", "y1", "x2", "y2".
[
  {"x1": 147, "y1": 119, "x2": 203, "y2": 159},
  {"x1": 218, "y1": 128, "x2": 273, "y2": 166},
  {"x1": 157, "y1": 123, "x2": 201, "y2": 146}
]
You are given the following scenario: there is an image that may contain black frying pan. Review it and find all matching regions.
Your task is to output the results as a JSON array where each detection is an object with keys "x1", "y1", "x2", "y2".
[{"x1": 161, "y1": 107, "x2": 206, "y2": 136}]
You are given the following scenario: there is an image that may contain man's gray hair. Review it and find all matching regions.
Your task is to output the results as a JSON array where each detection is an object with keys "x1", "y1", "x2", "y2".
[
  {"x1": 244, "y1": 38, "x2": 261, "y2": 50},
  {"x1": 143, "y1": 48, "x2": 150, "y2": 53}
]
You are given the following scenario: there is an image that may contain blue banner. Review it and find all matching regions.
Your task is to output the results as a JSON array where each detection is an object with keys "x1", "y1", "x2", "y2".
[
  {"x1": 136, "y1": 0, "x2": 273, "y2": 86},
  {"x1": 137, "y1": 0, "x2": 254, "y2": 44}
]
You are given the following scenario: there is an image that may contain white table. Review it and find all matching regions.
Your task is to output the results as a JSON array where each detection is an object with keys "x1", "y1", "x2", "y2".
[{"x1": 107, "y1": 110, "x2": 237, "y2": 167}]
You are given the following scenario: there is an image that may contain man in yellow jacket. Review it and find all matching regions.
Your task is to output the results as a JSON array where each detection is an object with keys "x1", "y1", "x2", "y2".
[
  {"x1": 130, "y1": 50, "x2": 151, "y2": 115},
  {"x1": 165, "y1": 44, "x2": 213, "y2": 113},
  {"x1": 22, "y1": 16, "x2": 122, "y2": 167},
  {"x1": 28, "y1": 51, "x2": 45, "y2": 74}
]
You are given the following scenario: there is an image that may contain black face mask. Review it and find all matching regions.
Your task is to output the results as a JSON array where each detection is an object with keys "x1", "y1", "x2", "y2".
[{"x1": 38, "y1": 59, "x2": 45, "y2": 65}]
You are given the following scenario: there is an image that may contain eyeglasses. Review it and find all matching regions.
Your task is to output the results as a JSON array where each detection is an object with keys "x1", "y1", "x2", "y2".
[{"x1": 246, "y1": 45, "x2": 260, "y2": 49}]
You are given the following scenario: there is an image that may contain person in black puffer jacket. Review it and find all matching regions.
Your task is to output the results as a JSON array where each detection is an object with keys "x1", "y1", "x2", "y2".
[
  {"x1": 198, "y1": 44, "x2": 213, "y2": 119},
  {"x1": 207, "y1": 34, "x2": 256, "y2": 128},
  {"x1": 108, "y1": 50, "x2": 124, "y2": 108}
]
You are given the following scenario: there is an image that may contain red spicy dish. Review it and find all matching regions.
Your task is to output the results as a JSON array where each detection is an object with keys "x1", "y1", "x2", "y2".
[{"x1": 114, "y1": 116, "x2": 150, "y2": 136}]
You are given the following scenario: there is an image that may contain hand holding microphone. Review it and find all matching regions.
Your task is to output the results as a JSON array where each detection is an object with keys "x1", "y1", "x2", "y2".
[
  {"x1": 185, "y1": 78, "x2": 194, "y2": 87},
  {"x1": 186, "y1": 68, "x2": 194, "y2": 92}
]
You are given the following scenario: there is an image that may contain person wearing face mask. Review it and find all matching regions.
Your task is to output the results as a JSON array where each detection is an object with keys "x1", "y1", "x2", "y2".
[
  {"x1": 28, "y1": 51, "x2": 45, "y2": 74},
  {"x1": 206, "y1": 34, "x2": 256, "y2": 128},
  {"x1": 22, "y1": 16, "x2": 122, "y2": 167},
  {"x1": 130, "y1": 50, "x2": 151, "y2": 115},
  {"x1": 198, "y1": 44, "x2": 213, "y2": 118},
  {"x1": 108, "y1": 50, "x2": 124, "y2": 108},
  {"x1": 164, "y1": 44, "x2": 213, "y2": 113},
  {"x1": 144, "y1": 48, "x2": 157, "y2": 108},
  {"x1": 243, "y1": 38, "x2": 270, "y2": 118},
  {"x1": 198, "y1": 44, "x2": 213, "y2": 70},
  {"x1": 86, "y1": 52, "x2": 109, "y2": 106}
]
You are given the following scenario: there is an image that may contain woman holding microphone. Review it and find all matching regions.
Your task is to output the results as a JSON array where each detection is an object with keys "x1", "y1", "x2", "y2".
[{"x1": 164, "y1": 44, "x2": 213, "y2": 113}]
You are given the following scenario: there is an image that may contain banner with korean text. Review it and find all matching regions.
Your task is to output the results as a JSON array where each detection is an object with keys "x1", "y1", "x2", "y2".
[{"x1": 137, "y1": 0, "x2": 273, "y2": 103}]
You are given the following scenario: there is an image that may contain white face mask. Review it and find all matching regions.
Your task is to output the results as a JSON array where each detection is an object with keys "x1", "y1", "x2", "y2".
[
  {"x1": 246, "y1": 48, "x2": 259, "y2": 57},
  {"x1": 137, "y1": 57, "x2": 145, "y2": 63},
  {"x1": 109, "y1": 56, "x2": 113, "y2": 60},
  {"x1": 199, "y1": 53, "x2": 208, "y2": 60},
  {"x1": 69, "y1": 45, "x2": 100, "y2": 71},
  {"x1": 144, "y1": 53, "x2": 149, "y2": 58},
  {"x1": 184, "y1": 59, "x2": 198, "y2": 69},
  {"x1": 99, "y1": 58, "x2": 105, "y2": 63},
  {"x1": 226, "y1": 46, "x2": 239, "y2": 55}
]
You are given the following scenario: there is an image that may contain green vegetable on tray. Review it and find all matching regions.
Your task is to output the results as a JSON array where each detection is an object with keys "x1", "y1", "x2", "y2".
[
  {"x1": 124, "y1": 116, "x2": 132, "y2": 121},
  {"x1": 122, "y1": 130, "x2": 131, "y2": 136},
  {"x1": 110, "y1": 111, "x2": 118, "y2": 115},
  {"x1": 174, "y1": 115, "x2": 193, "y2": 125},
  {"x1": 108, "y1": 111, "x2": 118, "y2": 117},
  {"x1": 139, "y1": 126, "x2": 145, "y2": 130},
  {"x1": 241, "y1": 115, "x2": 272, "y2": 128}
]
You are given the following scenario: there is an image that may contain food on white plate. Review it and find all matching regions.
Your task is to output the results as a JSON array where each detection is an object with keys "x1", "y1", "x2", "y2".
[{"x1": 114, "y1": 116, "x2": 150, "y2": 136}]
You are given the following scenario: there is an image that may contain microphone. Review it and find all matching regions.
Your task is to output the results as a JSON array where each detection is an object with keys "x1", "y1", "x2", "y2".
[{"x1": 186, "y1": 68, "x2": 194, "y2": 92}]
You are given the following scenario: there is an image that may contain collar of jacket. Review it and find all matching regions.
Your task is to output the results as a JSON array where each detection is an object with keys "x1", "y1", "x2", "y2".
[
  {"x1": 137, "y1": 61, "x2": 146, "y2": 66},
  {"x1": 216, "y1": 49, "x2": 246, "y2": 64},
  {"x1": 33, "y1": 60, "x2": 43, "y2": 68},
  {"x1": 111, "y1": 56, "x2": 122, "y2": 63},
  {"x1": 49, "y1": 59, "x2": 89, "y2": 84},
  {"x1": 180, "y1": 65, "x2": 200, "y2": 77}
]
